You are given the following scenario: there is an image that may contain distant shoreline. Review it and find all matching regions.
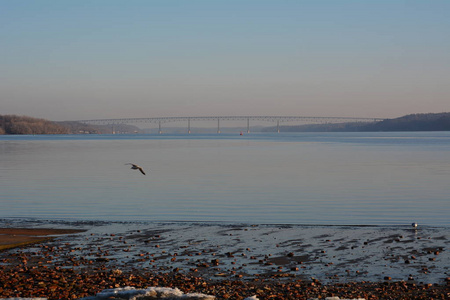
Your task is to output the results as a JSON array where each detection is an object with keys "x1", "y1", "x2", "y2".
[{"x1": 3, "y1": 112, "x2": 450, "y2": 134}]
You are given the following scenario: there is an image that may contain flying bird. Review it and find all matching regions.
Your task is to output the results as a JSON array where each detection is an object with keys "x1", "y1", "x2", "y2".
[{"x1": 125, "y1": 163, "x2": 146, "y2": 175}]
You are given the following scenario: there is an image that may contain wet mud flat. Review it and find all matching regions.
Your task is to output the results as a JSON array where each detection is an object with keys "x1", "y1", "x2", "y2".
[
  {"x1": 0, "y1": 228, "x2": 85, "y2": 251},
  {"x1": 0, "y1": 220, "x2": 448, "y2": 299}
]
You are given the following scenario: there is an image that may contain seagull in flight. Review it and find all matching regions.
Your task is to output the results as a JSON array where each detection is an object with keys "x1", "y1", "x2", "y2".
[{"x1": 125, "y1": 163, "x2": 146, "y2": 175}]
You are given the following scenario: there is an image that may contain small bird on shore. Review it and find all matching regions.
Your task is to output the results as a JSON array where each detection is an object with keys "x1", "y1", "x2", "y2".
[
  {"x1": 125, "y1": 163, "x2": 146, "y2": 175},
  {"x1": 412, "y1": 222, "x2": 418, "y2": 229}
]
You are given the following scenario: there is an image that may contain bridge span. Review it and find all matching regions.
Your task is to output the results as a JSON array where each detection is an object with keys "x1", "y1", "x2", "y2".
[{"x1": 76, "y1": 116, "x2": 385, "y2": 134}]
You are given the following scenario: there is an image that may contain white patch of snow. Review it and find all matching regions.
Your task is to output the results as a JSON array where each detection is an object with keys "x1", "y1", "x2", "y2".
[{"x1": 80, "y1": 286, "x2": 215, "y2": 299}]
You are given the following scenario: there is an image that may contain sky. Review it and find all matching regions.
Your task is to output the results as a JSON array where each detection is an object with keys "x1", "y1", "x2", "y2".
[{"x1": 1, "y1": 0, "x2": 450, "y2": 121}]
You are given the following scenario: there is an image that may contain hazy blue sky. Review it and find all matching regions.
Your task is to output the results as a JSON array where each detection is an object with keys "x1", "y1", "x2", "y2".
[{"x1": 1, "y1": 0, "x2": 449, "y2": 121}]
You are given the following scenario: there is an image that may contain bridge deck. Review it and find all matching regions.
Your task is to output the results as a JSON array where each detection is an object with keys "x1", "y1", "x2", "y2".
[{"x1": 77, "y1": 116, "x2": 384, "y2": 125}]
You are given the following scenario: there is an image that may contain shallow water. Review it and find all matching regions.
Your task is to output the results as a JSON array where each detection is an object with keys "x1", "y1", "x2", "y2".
[
  {"x1": 1, "y1": 132, "x2": 449, "y2": 226},
  {"x1": 2, "y1": 218, "x2": 448, "y2": 285}
]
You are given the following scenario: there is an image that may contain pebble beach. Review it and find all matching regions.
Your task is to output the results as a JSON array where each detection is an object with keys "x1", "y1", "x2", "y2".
[{"x1": 0, "y1": 220, "x2": 448, "y2": 299}]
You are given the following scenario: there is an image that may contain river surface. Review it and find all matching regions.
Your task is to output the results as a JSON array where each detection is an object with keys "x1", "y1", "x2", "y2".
[{"x1": 1, "y1": 132, "x2": 449, "y2": 226}]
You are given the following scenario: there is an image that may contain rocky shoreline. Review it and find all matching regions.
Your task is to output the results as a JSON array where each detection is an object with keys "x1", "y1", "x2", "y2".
[
  {"x1": 0, "y1": 260, "x2": 448, "y2": 299},
  {"x1": 0, "y1": 222, "x2": 448, "y2": 299}
]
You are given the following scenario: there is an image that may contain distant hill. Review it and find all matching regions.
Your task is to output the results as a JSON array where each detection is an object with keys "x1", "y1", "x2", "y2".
[
  {"x1": 0, "y1": 115, "x2": 142, "y2": 134},
  {"x1": 361, "y1": 113, "x2": 450, "y2": 131},
  {"x1": 0, "y1": 115, "x2": 69, "y2": 134},
  {"x1": 263, "y1": 113, "x2": 450, "y2": 132}
]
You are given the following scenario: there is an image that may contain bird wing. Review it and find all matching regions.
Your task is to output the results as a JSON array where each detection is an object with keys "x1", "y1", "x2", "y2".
[{"x1": 138, "y1": 167, "x2": 146, "y2": 175}]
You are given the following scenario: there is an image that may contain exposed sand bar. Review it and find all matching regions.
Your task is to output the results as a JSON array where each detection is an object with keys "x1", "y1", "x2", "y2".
[{"x1": 0, "y1": 228, "x2": 85, "y2": 251}]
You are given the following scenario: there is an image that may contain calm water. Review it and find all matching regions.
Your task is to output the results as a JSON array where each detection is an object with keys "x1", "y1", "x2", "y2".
[{"x1": 1, "y1": 132, "x2": 449, "y2": 226}]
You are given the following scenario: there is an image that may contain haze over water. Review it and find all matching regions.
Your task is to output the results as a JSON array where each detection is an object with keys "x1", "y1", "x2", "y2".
[{"x1": 1, "y1": 132, "x2": 449, "y2": 226}]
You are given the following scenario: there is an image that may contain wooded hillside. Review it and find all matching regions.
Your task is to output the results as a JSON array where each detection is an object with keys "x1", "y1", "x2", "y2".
[
  {"x1": 0, "y1": 115, "x2": 143, "y2": 134},
  {"x1": 264, "y1": 112, "x2": 450, "y2": 132},
  {"x1": 0, "y1": 115, "x2": 69, "y2": 134},
  {"x1": 362, "y1": 112, "x2": 450, "y2": 131}
]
